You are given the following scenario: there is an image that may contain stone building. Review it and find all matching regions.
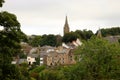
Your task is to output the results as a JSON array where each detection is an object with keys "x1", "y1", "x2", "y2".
[
  {"x1": 39, "y1": 46, "x2": 56, "y2": 66},
  {"x1": 46, "y1": 46, "x2": 76, "y2": 66}
]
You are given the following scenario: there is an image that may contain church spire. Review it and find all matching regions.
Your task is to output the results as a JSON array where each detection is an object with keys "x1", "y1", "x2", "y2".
[
  {"x1": 64, "y1": 16, "x2": 70, "y2": 35},
  {"x1": 97, "y1": 28, "x2": 102, "y2": 38},
  {"x1": 65, "y1": 16, "x2": 68, "y2": 25}
]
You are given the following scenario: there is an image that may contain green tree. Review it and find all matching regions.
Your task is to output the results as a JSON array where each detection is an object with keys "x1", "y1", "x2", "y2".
[
  {"x1": 40, "y1": 69, "x2": 64, "y2": 80},
  {"x1": 62, "y1": 32, "x2": 78, "y2": 43},
  {"x1": 35, "y1": 55, "x2": 40, "y2": 65},
  {"x1": 75, "y1": 37, "x2": 120, "y2": 79},
  {"x1": 56, "y1": 35, "x2": 62, "y2": 46},
  {"x1": 2, "y1": 64, "x2": 22, "y2": 80},
  {"x1": 28, "y1": 35, "x2": 42, "y2": 47},
  {"x1": 62, "y1": 65, "x2": 85, "y2": 80},
  {"x1": 75, "y1": 29, "x2": 94, "y2": 40},
  {"x1": 40, "y1": 34, "x2": 57, "y2": 46},
  {"x1": 20, "y1": 31, "x2": 28, "y2": 42},
  {"x1": 29, "y1": 66, "x2": 46, "y2": 80},
  {"x1": 96, "y1": 27, "x2": 120, "y2": 37},
  {"x1": 19, "y1": 52, "x2": 27, "y2": 58},
  {"x1": 0, "y1": 1, "x2": 27, "y2": 80},
  {"x1": 19, "y1": 63, "x2": 31, "y2": 80},
  {"x1": 0, "y1": 0, "x2": 4, "y2": 7},
  {"x1": 0, "y1": 12, "x2": 22, "y2": 79}
]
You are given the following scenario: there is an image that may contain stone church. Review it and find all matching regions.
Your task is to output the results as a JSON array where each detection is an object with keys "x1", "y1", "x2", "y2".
[{"x1": 63, "y1": 16, "x2": 70, "y2": 35}]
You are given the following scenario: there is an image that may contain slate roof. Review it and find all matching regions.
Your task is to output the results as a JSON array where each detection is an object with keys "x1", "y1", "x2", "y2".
[
  {"x1": 104, "y1": 35, "x2": 120, "y2": 43},
  {"x1": 18, "y1": 59, "x2": 27, "y2": 64}
]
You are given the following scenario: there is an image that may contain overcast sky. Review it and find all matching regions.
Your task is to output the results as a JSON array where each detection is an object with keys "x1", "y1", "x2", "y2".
[{"x1": 1, "y1": 0, "x2": 120, "y2": 35}]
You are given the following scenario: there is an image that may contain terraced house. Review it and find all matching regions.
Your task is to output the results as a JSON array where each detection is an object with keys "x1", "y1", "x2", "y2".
[{"x1": 46, "y1": 46, "x2": 76, "y2": 66}]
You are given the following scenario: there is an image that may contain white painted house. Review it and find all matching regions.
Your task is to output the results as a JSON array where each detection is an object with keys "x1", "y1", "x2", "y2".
[
  {"x1": 27, "y1": 56, "x2": 36, "y2": 65},
  {"x1": 27, "y1": 48, "x2": 40, "y2": 65}
]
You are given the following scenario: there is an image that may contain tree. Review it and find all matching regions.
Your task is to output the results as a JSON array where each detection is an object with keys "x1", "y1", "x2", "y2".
[
  {"x1": 0, "y1": 0, "x2": 4, "y2": 7},
  {"x1": 0, "y1": 12, "x2": 22, "y2": 79},
  {"x1": 0, "y1": 1, "x2": 27, "y2": 79},
  {"x1": 62, "y1": 65, "x2": 85, "y2": 80},
  {"x1": 75, "y1": 29, "x2": 94, "y2": 40},
  {"x1": 56, "y1": 35, "x2": 62, "y2": 46},
  {"x1": 0, "y1": 11, "x2": 21, "y2": 61},
  {"x1": 96, "y1": 27, "x2": 120, "y2": 37},
  {"x1": 29, "y1": 66, "x2": 46, "y2": 80},
  {"x1": 40, "y1": 69, "x2": 64, "y2": 80},
  {"x1": 19, "y1": 63, "x2": 31, "y2": 80},
  {"x1": 40, "y1": 34, "x2": 57, "y2": 46},
  {"x1": 35, "y1": 56, "x2": 40, "y2": 65},
  {"x1": 28, "y1": 34, "x2": 57, "y2": 47},
  {"x1": 62, "y1": 32, "x2": 78, "y2": 43},
  {"x1": 2, "y1": 64, "x2": 22, "y2": 80},
  {"x1": 74, "y1": 36, "x2": 120, "y2": 79},
  {"x1": 28, "y1": 35, "x2": 42, "y2": 47}
]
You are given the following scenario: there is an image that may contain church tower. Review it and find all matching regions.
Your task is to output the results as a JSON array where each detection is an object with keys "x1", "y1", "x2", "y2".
[
  {"x1": 97, "y1": 28, "x2": 102, "y2": 38},
  {"x1": 64, "y1": 16, "x2": 70, "y2": 35}
]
